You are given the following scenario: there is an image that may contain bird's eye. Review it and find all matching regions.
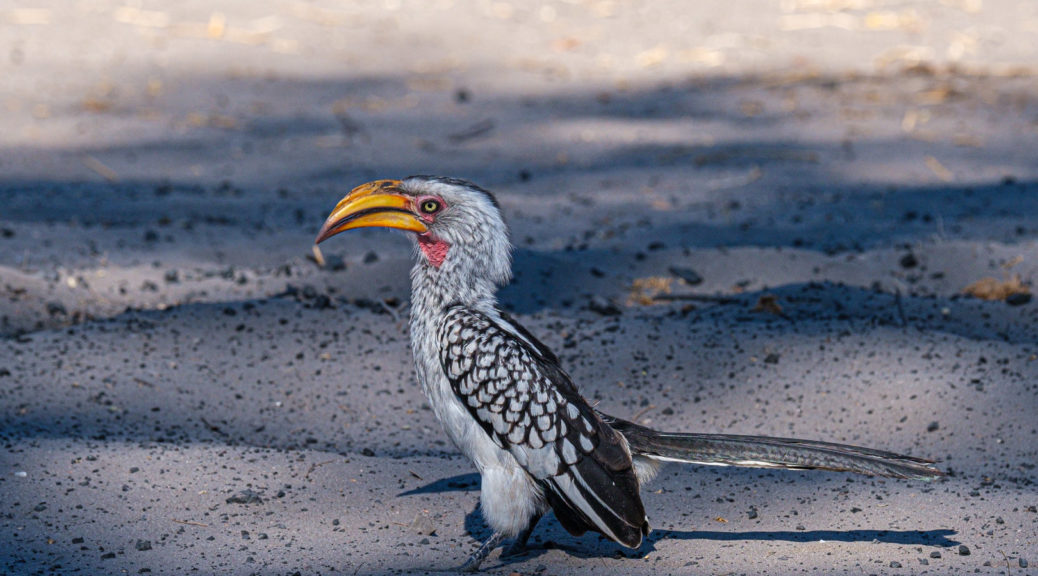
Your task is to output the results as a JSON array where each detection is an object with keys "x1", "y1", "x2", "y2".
[{"x1": 420, "y1": 199, "x2": 442, "y2": 214}]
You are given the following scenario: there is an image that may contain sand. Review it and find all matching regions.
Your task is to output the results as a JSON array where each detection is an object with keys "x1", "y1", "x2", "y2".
[{"x1": 1, "y1": 1, "x2": 1036, "y2": 574}]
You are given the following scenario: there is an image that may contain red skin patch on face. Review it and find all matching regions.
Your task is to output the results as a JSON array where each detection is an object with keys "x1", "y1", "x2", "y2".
[{"x1": 417, "y1": 234, "x2": 449, "y2": 268}]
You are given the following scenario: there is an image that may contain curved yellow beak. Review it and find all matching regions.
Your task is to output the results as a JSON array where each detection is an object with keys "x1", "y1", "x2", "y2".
[{"x1": 314, "y1": 179, "x2": 428, "y2": 244}]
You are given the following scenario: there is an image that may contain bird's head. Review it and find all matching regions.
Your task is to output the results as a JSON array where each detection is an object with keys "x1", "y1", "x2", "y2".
[{"x1": 316, "y1": 176, "x2": 512, "y2": 286}]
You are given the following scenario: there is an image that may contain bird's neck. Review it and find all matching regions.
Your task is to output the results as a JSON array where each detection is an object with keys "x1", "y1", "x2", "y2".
[{"x1": 410, "y1": 258, "x2": 498, "y2": 320}]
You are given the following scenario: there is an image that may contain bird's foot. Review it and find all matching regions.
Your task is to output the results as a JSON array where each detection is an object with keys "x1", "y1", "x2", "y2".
[
  {"x1": 457, "y1": 532, "x2": 504, "y2": 572},
  {"x1": 499, "y1": 540, "x2": 528, "y2": 559}
]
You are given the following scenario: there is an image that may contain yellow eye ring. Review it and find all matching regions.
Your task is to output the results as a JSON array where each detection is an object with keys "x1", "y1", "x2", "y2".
[{"x1": 420, "y1": 200, "x2": 441, "y2": 214}]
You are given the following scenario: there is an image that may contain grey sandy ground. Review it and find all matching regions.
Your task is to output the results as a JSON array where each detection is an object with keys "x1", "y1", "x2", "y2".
[{"x1": 1, "y1": 2, "x2": 1037, "y2": 575}]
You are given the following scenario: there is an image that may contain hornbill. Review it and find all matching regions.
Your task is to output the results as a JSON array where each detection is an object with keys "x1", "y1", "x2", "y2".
[{"x1": 315, "y1": 176, "x2": 941, "y2": 571}]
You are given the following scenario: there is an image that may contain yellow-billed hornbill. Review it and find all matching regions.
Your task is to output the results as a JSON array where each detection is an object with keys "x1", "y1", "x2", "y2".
[{"x1": 315, "y1": 176, "x2": 941, "y2": 571}]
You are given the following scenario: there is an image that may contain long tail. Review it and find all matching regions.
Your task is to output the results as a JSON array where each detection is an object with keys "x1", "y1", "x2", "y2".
[{"x1": 605, "y1": 416, "x2": 942, "y2": 480}]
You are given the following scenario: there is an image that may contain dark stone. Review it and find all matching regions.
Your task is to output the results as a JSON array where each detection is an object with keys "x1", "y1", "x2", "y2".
[
  {"x1": 325, "y1": 254, "x2": 346, "y2": 272},
  {"x1": 889, "y1": 561, "x2": 902, "y2": 568},
  {"x1": 899, "y1": 253, "x2": 918, "y2": 268},
  {"x1": 930, "y1": 551, "x2": 941, "y2": 558},
  {"x1": 588, "y1": 296, "x2": 622, "y2": 316},
  {"x1": 668, "y1": 266, "x2": 704, "y2": 286},
  {"x1": 225, "y1": 489, "x2": 264, "y2": 505},
  {"x1": 363, "y1": 251, "x2": 379, "y2": 264},
  {"x1": 958, "y1": 545, "x2": 970, "y2": 556},
  {"x1": 46, "y1": 301, "x2": 67, "y2": 317},
  {"x1": 361, "y1": 447, "x2": 375, "y2": 457},
  {"x1": 764, "y1": 353, "x2": 780, "y2": 364},
  {"x1": 164, "y1": 270, "x2": 179, "y2": 283},
  {"x1": 927, "y1": 421, "x2": 939, "y2": 432},
  {"x1": 1006, "y1": 292, "x2": 1031, "y2": 306},
  {"x1": 135, "y1": 540, "x2": 152, "y2": 551}
]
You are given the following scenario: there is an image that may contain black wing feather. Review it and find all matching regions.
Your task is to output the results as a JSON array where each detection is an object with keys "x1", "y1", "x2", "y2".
[{"x1": 438, "y1": 305, "x2": 648, "y2": 547}]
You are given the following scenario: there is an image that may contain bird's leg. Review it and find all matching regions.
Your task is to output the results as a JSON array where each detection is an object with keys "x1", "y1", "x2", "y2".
[
  {"x1": 458, "y1": 531, "x2": 505, "y2": 572},
  {"x1": 501, "y1": 513, "x2": 542, "y2": 558}
]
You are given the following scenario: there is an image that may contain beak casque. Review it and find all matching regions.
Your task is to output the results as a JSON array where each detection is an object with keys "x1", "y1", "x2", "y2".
[{"x1": 314, "y1": 179, "x2": 428, "y2": 244}]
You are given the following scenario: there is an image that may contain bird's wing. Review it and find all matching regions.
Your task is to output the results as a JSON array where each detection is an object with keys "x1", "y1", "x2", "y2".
[{"x1": 438, "y1": 305, "x2": 648, "y2": 547}]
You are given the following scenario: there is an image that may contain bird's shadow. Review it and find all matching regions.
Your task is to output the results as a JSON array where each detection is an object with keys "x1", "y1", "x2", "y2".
[{"x1": 401, "y1": 473, "x2": 959, "y2": 568}]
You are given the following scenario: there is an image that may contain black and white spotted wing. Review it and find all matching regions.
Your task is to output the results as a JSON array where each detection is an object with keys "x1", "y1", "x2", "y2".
[{"x1": 438, "y1": 305, "x2": 649, "y2": 547}]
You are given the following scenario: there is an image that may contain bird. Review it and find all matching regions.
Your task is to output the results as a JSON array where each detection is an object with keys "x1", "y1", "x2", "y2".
[{"x1": 315, "y1": 176, "x2": 942, "y2": 571}]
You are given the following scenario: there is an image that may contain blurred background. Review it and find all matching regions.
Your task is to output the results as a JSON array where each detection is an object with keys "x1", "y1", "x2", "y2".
[{"x1": 1, "y1": 0, "x2": 1036, "y2": 331}]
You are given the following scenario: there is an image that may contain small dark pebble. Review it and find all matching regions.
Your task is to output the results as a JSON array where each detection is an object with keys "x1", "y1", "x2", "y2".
[
  {"x1": 361, "y1": 447, "x2": 375, "y2": 457},
  {"x1": 225, "y1": 489, "x2": 264, "y2": 505},
  {"x1": 33, "y1": 503, "x2": 47, "y2": 512},
  {"x1": 850, "y1": 507, "x2": 862, "y2": 513},
  {"x1": 930, "y1": 551, "x2": 941, "y2": 558},
  {"x1": 958, "y1": 545, "x2": 970, "y2": 556},
  {"x1": 1020, "y1": 558, "x2": 1028, "y2": 568},
  {"x1": 46, "y1": 301, "x2": 67, "y2": 317},
  {"x1": 889, "y1": 561, "x2": 902, "y2": 568},
  {"x1": 590, "y1": 267, "x2": 605, "y2": 278},
  {"x1": 101, "y1": 552, "x2": 116, "y2": 560},
  {"x1": 130, "y1": 467, "x2": 139, "y2": 473},
  {"x1": 363, "y1": 251, "x2": 379, "y2": 264},
  {"x1": 135, "y1": 540, "x2": 152, "y2": 551},
  {"x1": 919, "y1": 559, "x2": 928, "y2": 565},
  {"x1": 764, "y1": 353, "x2": 780, "y2": 364},
  {"x1": 588, "y1": 296, "x2": 622, "y2": 316},
  {"x1": 899, "y1": 253, "x2": 918, "y2": 268},
  {"x1": 71, "y1": 537, "x2": 84, "y2": 544},
  {"x1": 325, "y1": 254, "x2": 347, "y2": 272},
  {"x1": 223, "y1": 307, "x2": 236, "y2": 316},
  {"x1": 258, "y1": 533, "x2": 268, "y2": 540},
  {"x1": 1, "y1": 227, "x2": 14, "y2": 238},
  {"x1": 164, "y1": 270, "x2": 179, "y2": 283},
  {"x1": 795, "y1": 524, "x2": 805, "y2": 531},
  {"x1": 143, "y1": 230, "x2": 159, "y2": 242},
  {"x1": 241, "y1": 530, "x2": 250, "y2": 540},
  {"x1": 332, "y1": 519, "x2": 340, "y2": 526},
  {"x1": 661, "y1": 407, "x2": 674, "y2": 415},
  {"x1": 1006, "y1": 292, "x2": 1032, "y2": 306},
  {"x1": 668, "y1": 266, "x2": 704, "y2": 286},
  {"x1": 747, "y1": 507, "x2": 758, "y2": 520},
  {"x1": 927, "y1": 421, "x2": 939, "y2": 432}
]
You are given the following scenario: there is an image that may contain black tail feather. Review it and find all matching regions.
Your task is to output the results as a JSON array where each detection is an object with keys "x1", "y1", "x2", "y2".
[{"x1": 605, "y1": 416, "x2": 942, "y2": 480}]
